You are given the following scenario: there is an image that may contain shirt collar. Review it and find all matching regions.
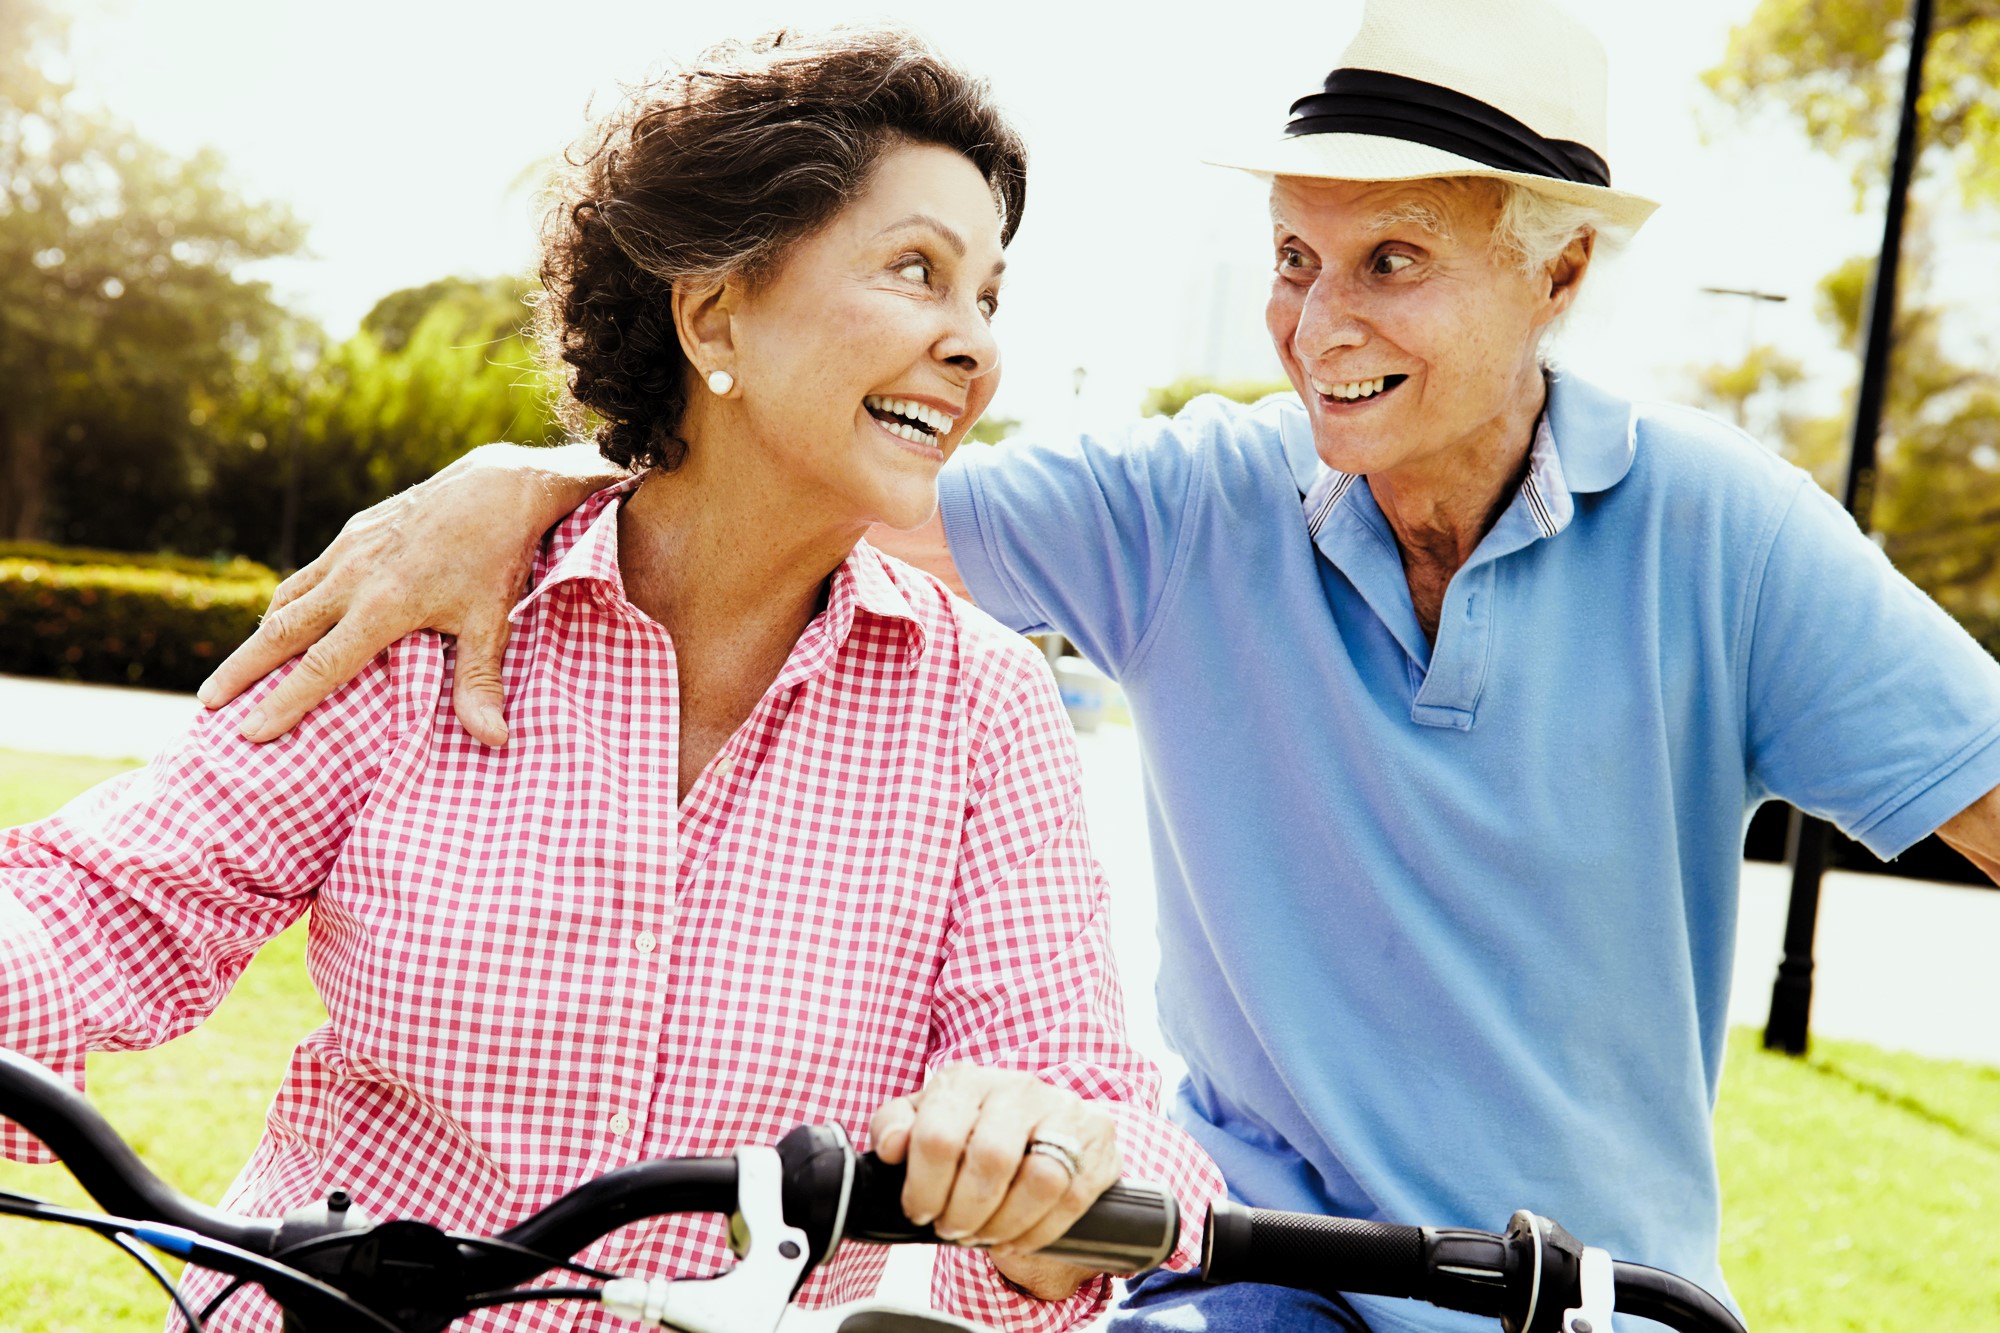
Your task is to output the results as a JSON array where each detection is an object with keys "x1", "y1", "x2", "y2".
[
  {"x1": 1289, "y1": 369, "x2": 1638, "y2": 540},
  {"x1": 813, "y1": 538, "x2": 932, "y2": 666},
  {"x1": 508, "y1": 476, "x2": 642, "y2": 624},
  {"x1": 509, "y1": 476, "x2": 929, "y2": 664}
]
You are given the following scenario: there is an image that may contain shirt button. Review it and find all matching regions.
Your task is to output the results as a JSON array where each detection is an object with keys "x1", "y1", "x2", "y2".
[
  {"x1": 608, "y1": 1112, "x2": 632, "y2": 1136},
  {"x1": 634, "y1": 930, "x2": 658, "y2": 955},
  {"x1": 713, "y1": 754, "x2": 733, "y2": 778}
]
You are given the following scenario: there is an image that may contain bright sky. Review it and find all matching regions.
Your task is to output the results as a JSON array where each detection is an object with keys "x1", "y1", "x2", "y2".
[{"x1": 64, "y1": 0, "x2": 1896, "y2": 436}]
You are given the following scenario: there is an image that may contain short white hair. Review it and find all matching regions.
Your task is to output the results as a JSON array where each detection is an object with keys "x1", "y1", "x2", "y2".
[
  {"x1": 1480, "y1": 180, "x2": 1631, "y2": 350},
  {"x1": 1488, "y1": 178, "x2": 1632, "y2": 276}
]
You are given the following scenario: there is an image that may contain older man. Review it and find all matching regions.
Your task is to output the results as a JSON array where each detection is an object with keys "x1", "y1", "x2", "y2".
[{"x1": 201, "y1": 2, "x2": 2000, "y2": 1330}]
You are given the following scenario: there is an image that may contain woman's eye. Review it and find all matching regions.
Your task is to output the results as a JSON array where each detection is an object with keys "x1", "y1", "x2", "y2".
[
  {"x1": 978, "y1": 292, "x2": 999, "y2": 318},
  {"x1": 897, "y1": 259, "x2": 930, "y2": 284},
  {"x1": 1373, "y1": 252, "x2": 1415, "y2": 276}
]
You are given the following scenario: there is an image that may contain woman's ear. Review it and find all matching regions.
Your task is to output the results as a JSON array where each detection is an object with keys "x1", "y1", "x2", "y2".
[{"x1": 671, "y1": 275, "x2": 738, "y2": 386}]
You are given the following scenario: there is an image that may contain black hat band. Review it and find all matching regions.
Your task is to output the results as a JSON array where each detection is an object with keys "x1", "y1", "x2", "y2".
[{"x1": 1284, "y1": 68, "x2": 1611, "y2": 188}]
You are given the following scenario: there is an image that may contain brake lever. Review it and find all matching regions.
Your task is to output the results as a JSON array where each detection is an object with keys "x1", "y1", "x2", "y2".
[
  {"x1": 602, "y1": 1145, "x2": 813, "y2": 1333},
  {"x1": 1559, "y1": 1246, "x2": 1615, "y2": 1333}
]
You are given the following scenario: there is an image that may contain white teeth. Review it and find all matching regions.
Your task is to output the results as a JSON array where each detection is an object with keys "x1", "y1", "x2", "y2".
[
  {"x1": 864, "y1": 395, "x2": 957, "y2": 436},
  {"x1": 1310, "y1": 376, "x2": 1388, "y2": 400},
  {"x1": 881, "y1": 419, "x2": 934, "y2": 446}
]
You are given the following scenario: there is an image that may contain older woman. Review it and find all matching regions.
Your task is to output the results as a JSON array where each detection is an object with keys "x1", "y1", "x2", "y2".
[
  {"x1": 0, "y1": 28, "x2": 1223, "y2": 1333},
  {"x1": 195, "y1": 2, "x2": 2000, "y2": 1332}
]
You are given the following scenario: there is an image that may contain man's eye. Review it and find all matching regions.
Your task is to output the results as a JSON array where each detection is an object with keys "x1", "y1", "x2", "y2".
[
  {"x1": 1373, "y1": 252, "x2": 1415, "y2": 276},
  {"x1": 1278, "y1": 247, "x2": 1307, "y2": 269},
  {"x1": 978, "y1": 292, "x2": 999, "y2": 318},
  {"x1": 897, "y1": 259, "x2": 930, "y2": 284}
]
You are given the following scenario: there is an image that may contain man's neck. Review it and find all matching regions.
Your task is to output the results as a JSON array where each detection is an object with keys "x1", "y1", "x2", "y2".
[
  {"x1": 1365, "y1": 367, "x2": 1548, "y2": 642},
  {"x1": 1367, "y1": 368, "x2": 1547, "y2": 576}
]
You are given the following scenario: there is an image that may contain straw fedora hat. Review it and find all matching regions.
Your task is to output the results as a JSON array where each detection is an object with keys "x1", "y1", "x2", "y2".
[{"x1": 1208, "y1": 0, "x2": 1659, "y2": 232}]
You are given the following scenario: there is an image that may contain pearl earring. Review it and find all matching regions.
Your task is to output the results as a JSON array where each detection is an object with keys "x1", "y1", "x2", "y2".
[{"x1": 706, "y1": 369, "x2": 735, "y2": 396}]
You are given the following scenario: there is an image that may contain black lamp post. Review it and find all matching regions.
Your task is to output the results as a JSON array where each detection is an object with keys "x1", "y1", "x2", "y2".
[{"x1": 1762, "y1": 0, "x2": 1936, "y2": 1056}]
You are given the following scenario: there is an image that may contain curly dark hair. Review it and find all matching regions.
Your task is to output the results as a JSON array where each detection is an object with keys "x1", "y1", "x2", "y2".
[{"x1": 540, "y1": 27, "x2": 1029, "y2": 473}]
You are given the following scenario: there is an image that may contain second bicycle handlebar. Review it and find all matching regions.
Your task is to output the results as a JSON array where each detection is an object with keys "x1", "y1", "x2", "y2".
[{"x1": 1201, "y1": 1200, "x2": 1746, "y2": 1333}]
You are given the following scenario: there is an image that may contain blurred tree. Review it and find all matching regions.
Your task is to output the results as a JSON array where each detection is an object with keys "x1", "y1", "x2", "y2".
[
  {"x1": 1140, "y1": 375, "x2": 1295, "y2": 418},
  {"x1": 1705, "y1": 0, "x2": 2000, "y2": 206},
  {"x1": 1702, "y1": 0, "x2": 2000, "y2": 650},
  {"x1": 0, "y1": 0, "x2": 304, "y2": 545},
  {"x1": 1690, "y1": 343, "x2": 1808, "y2": 432},
  {"x1": 204, "y1": 276, "x2": 563, "y2": 568},
  {"x1": 963, "y1": 414, "x2": 1019, "y2": 444}
]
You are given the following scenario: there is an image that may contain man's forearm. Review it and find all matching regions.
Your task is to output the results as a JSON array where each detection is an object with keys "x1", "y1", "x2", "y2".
[
  {"x1": 449, "y1": 441, "x2": 628, "y2": 529},
  {"x1": 1938, "y1": 781, "x2": 2000, "y2": 886}
]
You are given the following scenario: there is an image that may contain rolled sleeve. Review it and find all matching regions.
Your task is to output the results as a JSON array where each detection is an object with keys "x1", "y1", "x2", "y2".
[{"x1": 0, "y1": 642, "x2": 437, "y2": 1161}]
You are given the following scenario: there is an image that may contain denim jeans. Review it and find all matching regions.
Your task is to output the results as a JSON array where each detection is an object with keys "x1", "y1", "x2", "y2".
[{"x1": 1109, "y1": 1267, "x2": 1372, "y2": 1332}]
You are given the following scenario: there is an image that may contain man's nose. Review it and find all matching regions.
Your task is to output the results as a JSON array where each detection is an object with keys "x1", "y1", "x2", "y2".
[{"x1": 1294, "y1": 276, "x2": 1367, "y2": 360}]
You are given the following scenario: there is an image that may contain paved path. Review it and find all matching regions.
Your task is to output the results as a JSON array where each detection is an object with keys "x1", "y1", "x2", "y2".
[
  {"x1": 5, "y1": 673, "x2": 1997, "y2": 1067},
  {"x1": 0, "y1": 672, "x2": 207, "y2": 762}
]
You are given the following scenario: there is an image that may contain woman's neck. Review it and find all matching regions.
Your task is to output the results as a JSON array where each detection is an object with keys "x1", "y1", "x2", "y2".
[{"x1": 615, "y1": 426, "x2": 864, "y2": 645}]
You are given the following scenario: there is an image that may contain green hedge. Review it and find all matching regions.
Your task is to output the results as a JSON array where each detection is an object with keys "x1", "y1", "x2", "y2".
[
  {"x1": 0, "y1": 554, "x2": 278, "y2": 692},
  {"x1": 0, "y1": 541, "x2": 276, "y2": 582}
]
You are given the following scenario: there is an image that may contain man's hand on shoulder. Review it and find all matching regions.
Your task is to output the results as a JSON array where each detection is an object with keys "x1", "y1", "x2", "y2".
[{"x1": 198, "y1": 441, "x2": 622, "y2": 746}]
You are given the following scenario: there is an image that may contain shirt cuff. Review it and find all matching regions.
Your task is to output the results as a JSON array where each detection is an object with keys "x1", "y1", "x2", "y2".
[
  {"x1": 1850, "y1": 720, "x2": 2000, "y2": 859},
  {"x1": 0, "y1": 887, "x2": 83, "y2": 1164}
]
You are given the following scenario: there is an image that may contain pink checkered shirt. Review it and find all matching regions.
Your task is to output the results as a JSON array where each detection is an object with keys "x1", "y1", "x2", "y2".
[{"x1": 0, "y1": 480, "x2": 1223, "y2": 1332}]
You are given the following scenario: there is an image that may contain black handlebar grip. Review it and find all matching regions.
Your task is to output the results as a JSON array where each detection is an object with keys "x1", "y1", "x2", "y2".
[
  {"x1": 1201, "y1": 1201, "x2": 1425, "y2": 1301},
  {"x1": 842, "y1": 1152, "x2": 1180, "y2": 1274}
]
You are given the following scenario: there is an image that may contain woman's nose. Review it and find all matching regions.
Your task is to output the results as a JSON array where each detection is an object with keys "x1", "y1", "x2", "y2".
[{"x1": 938, "y1": 300, "x2": 999, "y2": 378}]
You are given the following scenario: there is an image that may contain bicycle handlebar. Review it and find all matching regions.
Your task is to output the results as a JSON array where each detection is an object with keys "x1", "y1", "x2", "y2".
[
  {"x1": 1201, "y1": 1201, "x2": 1747, "y2": 1333},
  {"x1": 0, "y1": 1045, "x2": 280, "y2": 1255},
  {"x1": 0, "y1": 1047, "x2": 1178, "y2": 1332},
  {"x1": 2, "y1": 1044, "x2": 1746, "y2": 1333}
]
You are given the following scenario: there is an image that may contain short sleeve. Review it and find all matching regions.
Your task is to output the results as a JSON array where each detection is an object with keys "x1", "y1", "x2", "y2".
[
  {"x1": 936, "y1": 415, "x2": 1210, "y2": 676},
  {"x1": 1746, "y1": 477, "x2": 2000, "y2": 857}
]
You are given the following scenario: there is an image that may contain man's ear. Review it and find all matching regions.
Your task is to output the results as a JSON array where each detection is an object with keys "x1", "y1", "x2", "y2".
[
  {"x1": 1544, "y1": 229, "x2": 1595, "y2": 320},
  {"x1": 671, "y1": 275, "x2": 738, "y2": 381}
]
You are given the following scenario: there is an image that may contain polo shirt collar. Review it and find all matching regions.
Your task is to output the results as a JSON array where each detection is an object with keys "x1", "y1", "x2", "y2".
[
  {"x1": 1286, "y1": 369, "x2": 1638, "y2": 540},
  {"x1": 509, "y1": 476, "x2": 929, "y2": 666}
]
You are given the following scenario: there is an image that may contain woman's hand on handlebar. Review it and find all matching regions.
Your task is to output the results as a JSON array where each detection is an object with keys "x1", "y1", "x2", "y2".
[
  {"x1": 868, "y1": 1064, "x2": 1120, "y2": 1301},
  {"x1": 196, "y1": 441, "x2": 621, "y2": 747}
]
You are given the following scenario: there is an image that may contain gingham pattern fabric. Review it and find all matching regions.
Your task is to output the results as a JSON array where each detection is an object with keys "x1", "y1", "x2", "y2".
[{"x1": 0, "y1": 480, "x2": 1223, "y2": 1333}]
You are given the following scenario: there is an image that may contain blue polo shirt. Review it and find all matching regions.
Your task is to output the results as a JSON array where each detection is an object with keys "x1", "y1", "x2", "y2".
[{"x1": 936, "y1": 372, "x2": 2000, "y2": 1333}]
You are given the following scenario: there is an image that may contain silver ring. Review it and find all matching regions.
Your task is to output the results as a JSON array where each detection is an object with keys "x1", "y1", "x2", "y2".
[{"x1": 1026, "y1": 1132, "x2": 1084, "y2": 1180}]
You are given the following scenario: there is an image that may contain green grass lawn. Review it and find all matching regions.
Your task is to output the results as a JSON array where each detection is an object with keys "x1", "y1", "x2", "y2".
[
  {"x1": 2, "y1": 750, "x2": 1997, "y2": 1329},
  {"x1": 0, "y1": 748, "x2": 146, "y2": 827},
  {"x1": 0, "y1": 751, "x2": 328, "y2": 1330}
]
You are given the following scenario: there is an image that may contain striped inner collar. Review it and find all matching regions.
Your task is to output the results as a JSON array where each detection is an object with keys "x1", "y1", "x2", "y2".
[{"x1": 1302, "y1": 411, "x2": 1570, "y2": 541}]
